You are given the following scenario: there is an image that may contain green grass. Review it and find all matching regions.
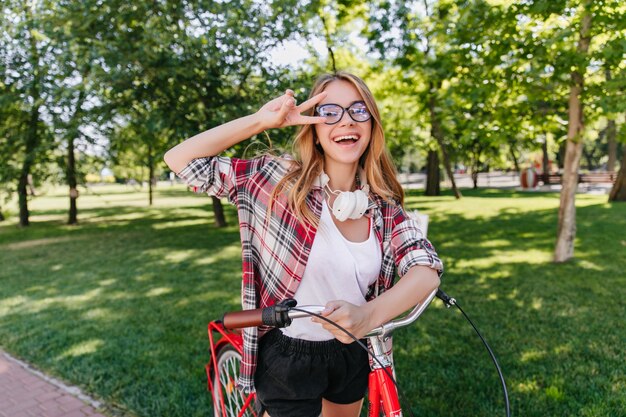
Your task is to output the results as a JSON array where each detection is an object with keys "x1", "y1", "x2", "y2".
[{"x1": 1, "y1": 184, "x2": 625, "y2": 416}]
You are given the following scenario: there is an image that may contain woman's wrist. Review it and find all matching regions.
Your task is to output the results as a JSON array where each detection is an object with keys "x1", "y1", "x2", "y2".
[
  {"x1": 364, "y1": 267, "x2": 440, "y2": 331},
  {"x1": 363, "y1": 300, "x2": 384, "y2": 330},
  {"x1": 252, "y1": 110, "x2": 270, "y2": 133}
]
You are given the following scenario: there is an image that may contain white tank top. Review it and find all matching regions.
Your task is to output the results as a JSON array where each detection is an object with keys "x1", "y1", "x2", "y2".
[{"x1": 281, "y1": 200, "x2": 382, "y2": 341}]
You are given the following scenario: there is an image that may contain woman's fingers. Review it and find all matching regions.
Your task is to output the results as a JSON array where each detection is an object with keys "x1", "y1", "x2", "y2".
[
  {"x1": 291, "y1": 91, "x2": 328, "y2": 125},
  {"x1": 313, "y1": 301, "x2": 371, "y2": 342},
  {"x1": 292, "y1": 115, "x2": 327, "y2": 125},
  {"x1": 295, "y1": 91, "x2": 327, "y2": 112},
  {"x1": 278, "y1": 95, "x2": 296, "y2": 120},
  {"x1": 264, "y1": 89, "x2": 329, "y2": 127}
]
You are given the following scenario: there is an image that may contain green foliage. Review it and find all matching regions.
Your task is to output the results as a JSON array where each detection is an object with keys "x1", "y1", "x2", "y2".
[
  {"x1": 0, "y1": 1, "x2": 60, "y2": 205},
  {"x1": 361, "y1": 0, "x2": 626, "y2": 173},
  {"x1": 87, "y1": 0, "x2": 324, "y2": 176},
  {"x1": 2, "y1": 0, "x2": 624, "y2": 218}
]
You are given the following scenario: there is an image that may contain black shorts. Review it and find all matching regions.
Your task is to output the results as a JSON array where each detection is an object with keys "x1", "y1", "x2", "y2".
[{"x1": 254, "y1": 328, "x2": 369, "y2": 417}]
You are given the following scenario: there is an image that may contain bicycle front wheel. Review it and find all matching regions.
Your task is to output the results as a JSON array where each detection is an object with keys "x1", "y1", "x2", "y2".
[{"x1": 213, "y1": 344, "x2": 256, "y2": 417}]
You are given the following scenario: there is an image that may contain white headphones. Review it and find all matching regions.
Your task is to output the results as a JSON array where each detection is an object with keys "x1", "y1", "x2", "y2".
[{"x1": 319, "y1": 170, "x2": 370, "y2": 222}]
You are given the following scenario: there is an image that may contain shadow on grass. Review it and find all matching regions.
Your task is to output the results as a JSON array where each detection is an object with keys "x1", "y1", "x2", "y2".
[
  {"x1": 392, "y1": 202, "x2": 625, "y2": 417},
  {"x1": 394, "y1": 254, "x2": 625, "y2": 417},
  {"x1": 1, "y1": 190, "x2": 624, "y2": 417},
  {"x1": 0, "y1": 207, "x2": 243, "y2": 416}
]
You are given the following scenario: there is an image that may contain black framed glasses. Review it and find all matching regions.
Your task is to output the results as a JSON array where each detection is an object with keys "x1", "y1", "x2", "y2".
[{"x1": 315, "y1": 101, "x2": 372, "y2": 125}]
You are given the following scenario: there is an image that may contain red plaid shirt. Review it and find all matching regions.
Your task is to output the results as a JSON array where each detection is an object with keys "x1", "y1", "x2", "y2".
[{"x1": 177, "y1": 155, "x2": 443, "y2": 392}]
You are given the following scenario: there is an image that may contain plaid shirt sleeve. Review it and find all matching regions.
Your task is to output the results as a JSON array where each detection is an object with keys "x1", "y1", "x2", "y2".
[
  {"x1": 175, "y1": 155, "x2": 271, "y2": 204},
  {"x1": 390, "y1": 209, "x2": 444, "y2": 278}
]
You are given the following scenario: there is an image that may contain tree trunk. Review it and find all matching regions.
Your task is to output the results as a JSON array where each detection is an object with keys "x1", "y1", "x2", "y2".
[
  {"x1": 19, "y1": 90, "x2": 41, "y2": 227},
  {"x1": 509, "y1": 143, "x2": 520, "y2": 172},
  {"x1": 212, "y1": 196, "x2": 227, "y2": 227},
  {"x1": 607, "y1": 119, "x2": 617, "y2": 171},
  {"x1": 18, "y1": 171, "x2": 29, "y2": 226},
  {"x1": 148, "y1": 144, "x2": 154, "y2": 206},
  {"x1": 68, "y1": 135, "x2": 78, "y2": 224},
  {"x1": 66, "y1": 71, "x2": 88, "y2": 225},
  {"x1": 0, "y1": 209, "x2": 4, "y2": 222},
  {"x1": 556, "y1": 141, "x2": 566, "y2": 170},
  {"x1": 606, "y1": 69, "x2": 617, "y2": 172},
  {"x1": 18, "y1": 15, "x2": 43, "y2": 227},
  {"x1": 428, "y1": 85, "x2": 461, "y2": 199},
  {"x1": 320, "y1": 14, "x2": 336, "y2": 73},
  {"x1": 554, "y1": 3, "x2": 591, "y2": 263},
  {"x1": 425, "y1": 149, "x2": 440, "y2": 196},
  {"x1": 608, "y1": 144, "x2": 626, "y2": 201},
  {"x1": 542, "y1": 137, "x2": 549, "y2": 176},
  {"x1": 472, "y1": 170, "x2": 479, "y2": 189}
]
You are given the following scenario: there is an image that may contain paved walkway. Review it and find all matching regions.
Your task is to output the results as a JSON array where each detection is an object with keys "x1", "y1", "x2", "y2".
[
  {"x1": 397, "y1": 171, "x2": 614, "y2": 194},
  {"x1": 0, "y1": 350, "x2": 107, "y2": 417}
]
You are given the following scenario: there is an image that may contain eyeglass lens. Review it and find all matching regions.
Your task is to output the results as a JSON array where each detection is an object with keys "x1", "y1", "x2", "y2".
[{"x1": 317, "y1": 102, "x2": 370, "y2": 124}]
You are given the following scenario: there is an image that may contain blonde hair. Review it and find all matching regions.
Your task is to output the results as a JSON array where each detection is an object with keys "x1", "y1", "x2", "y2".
[{"x1": 270, "y1": 71, "x2": 404, "y2": 227}]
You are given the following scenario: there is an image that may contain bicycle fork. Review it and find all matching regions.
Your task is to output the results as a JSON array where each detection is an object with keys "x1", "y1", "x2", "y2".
[{"x1": 367, "y1": 336, "x2": 402, "y2": 417}]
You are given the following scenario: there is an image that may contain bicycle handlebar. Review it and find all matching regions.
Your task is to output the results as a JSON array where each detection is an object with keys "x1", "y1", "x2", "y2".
[{"x1": 222, "y1": 288, "x2": 439, "y2": 338}]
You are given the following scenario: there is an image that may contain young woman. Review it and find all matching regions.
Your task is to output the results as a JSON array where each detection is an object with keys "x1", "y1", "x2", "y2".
[{"x1": 164, "y1": 71, "x2": 443, "y2": 417}]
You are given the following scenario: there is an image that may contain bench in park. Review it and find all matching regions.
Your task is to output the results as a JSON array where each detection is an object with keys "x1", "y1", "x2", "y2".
[{"x1": 540, "y1": 172, "x2": 618, "y2": 185}]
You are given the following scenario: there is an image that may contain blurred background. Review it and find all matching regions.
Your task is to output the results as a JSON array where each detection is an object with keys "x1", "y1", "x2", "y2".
[
  {"x1": 1, "y1": 0, "x2": 624, "y2": 226},
  {"x1": 1, "y1": 1, "x2": 625, "y2": 417}
]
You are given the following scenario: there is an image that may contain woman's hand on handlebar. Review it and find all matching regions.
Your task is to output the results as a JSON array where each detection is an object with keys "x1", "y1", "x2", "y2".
[
  {"x1": 311, "y1": 300, "x2": 375, "y2": 344},
  {"x1": 256, "y1": 89, "x2": 328, "y2": 130}
]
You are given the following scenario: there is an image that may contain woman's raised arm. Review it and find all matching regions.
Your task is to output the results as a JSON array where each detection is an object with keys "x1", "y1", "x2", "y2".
[{"x1": 163, "y1": 89, "x2": 328, "y2": 173}]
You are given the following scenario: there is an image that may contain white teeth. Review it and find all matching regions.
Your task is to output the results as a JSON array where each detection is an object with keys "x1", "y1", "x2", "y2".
[{"x1": 334, "y1": 135, "x2": 359, "y2": 142}]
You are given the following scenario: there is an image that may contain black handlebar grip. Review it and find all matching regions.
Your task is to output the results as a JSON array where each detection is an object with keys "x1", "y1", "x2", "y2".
[
  {"x1": 262, "y1": 306, "x2": 278, "y2": 326},
  {"x1": 222, "y1": 300, "x2": 297, "y2": 329}
]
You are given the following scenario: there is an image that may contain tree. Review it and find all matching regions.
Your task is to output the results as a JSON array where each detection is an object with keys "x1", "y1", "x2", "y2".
[
  {"x1": 609, "y1": 115, "x2": 626, "y2": 201},
  {"x1": 46, "y1": 1, "x2": 106, "y2": 225},
  {"x1": 554, "y1": 1, "x2": 597, "y2": 261},
  {"x1": 605, "y1": 69, "x2": 618, "y2": 172},
  {"x1": 91, "y1": 0, "x2": 322, "y2": 226},
  {"x1": 553, "y1": 1, "x2": 592, "y2": 261},
  {"x1": 425, "y1": 148, "x2": 440, "y2": 195},
  {"x1": 364, "y1": 0, "x2": 476, "y2": 198},
  {"x1": 0, "y1": 1, "x2": 58, "y2": 226},
  {"x1": 0, "y1": 77, "x2": 22, "y2": 222}
]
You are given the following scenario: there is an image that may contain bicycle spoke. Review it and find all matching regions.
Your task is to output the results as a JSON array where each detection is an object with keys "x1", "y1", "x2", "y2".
[
  {"x1": 228, "y1": 357, "x2": 252, "y2": 416},
  {"x1": 216, "y1": 350, "x2": 254, "y2": 417},
  {"x1": 226, "y1": 358, "x2": 242, "y2": 412}
]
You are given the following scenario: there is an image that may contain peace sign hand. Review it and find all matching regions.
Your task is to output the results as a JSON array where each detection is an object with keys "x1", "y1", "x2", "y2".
[{"x1": 256, "y1": 89, "x2": 328, "y2": 130}]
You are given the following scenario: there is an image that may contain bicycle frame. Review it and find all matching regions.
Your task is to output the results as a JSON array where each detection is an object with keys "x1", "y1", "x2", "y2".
[
  {"x1": 207, "y1": 324, "x2": 402, "y2": 417},
  {"x1": 366, "y1": 334, "x2": 402, "y2": 417},
  {"x1": 207, "y1": 288, "x2": 438, "y2": 417},
  {"x1": 368, "y1": 368, "x2": 401, "y2": 417},
  {"x1": 206, "y1": 322, "x2": 258, "y2": 417}
]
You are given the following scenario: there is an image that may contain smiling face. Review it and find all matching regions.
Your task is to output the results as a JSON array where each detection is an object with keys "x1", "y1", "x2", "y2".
[{"x1": 314, "y1": 80, "x2": 372, "y2": 173}]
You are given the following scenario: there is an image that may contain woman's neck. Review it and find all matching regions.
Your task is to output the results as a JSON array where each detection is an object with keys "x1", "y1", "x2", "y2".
[{"x1": 324, "y1": 162, "x2": 358, "y2": 191}]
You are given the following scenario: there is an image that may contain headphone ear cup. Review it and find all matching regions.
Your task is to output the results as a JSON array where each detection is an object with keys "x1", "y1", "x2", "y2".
[
  {"x1": 332, "y1": 192, "x2": 354, "y2": 222},
  {"x1": 349, "y1": 189, "x2": 368, "y2": 219}
]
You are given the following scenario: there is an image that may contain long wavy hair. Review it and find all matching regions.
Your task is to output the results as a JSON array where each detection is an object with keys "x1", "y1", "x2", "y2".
[{"x1": 271, "y1": 71, "x2": 404, "y2": 227}]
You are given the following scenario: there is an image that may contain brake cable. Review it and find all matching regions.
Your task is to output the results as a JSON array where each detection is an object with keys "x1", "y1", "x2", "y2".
[
  {"x1": 290, "y1": 306, "x2": 418, "y2": 417},
  {"x1": 290, "y1": 288, "x2": 511, "y2": 417},
  {"x1": 436, "y1": 289, "x2": 511, "y2": 417}
]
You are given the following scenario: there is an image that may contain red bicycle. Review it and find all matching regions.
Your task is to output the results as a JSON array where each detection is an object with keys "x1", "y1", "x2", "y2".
[{"x1": 205, "y1": 288, "x2": 439, "y2": 417}]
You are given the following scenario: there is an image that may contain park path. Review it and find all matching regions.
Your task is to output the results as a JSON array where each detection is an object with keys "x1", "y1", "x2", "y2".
[{"x1": 0, "y1": 349, "x2": 108, "y2": 417}]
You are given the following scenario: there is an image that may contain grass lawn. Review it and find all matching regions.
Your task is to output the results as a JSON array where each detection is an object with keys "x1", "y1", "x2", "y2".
[{"x1": 0, "y1": 183, "x2": 624, "y2": 416}]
